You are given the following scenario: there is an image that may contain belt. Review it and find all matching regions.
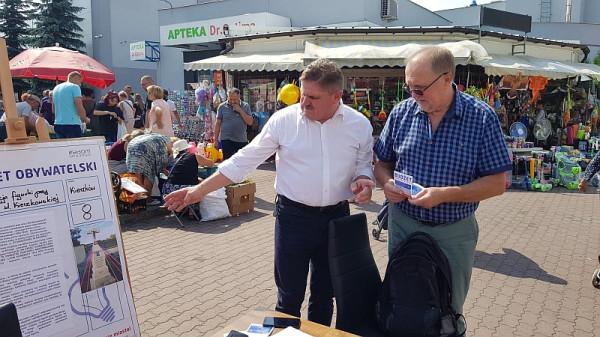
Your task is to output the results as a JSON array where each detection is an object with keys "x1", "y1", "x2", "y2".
[
  {"x1": 416, "y1": 219, "x2": 445, "y2": 227},
  {"x1": 277, "y1": 194, "x2": 348, "y2": 213}
]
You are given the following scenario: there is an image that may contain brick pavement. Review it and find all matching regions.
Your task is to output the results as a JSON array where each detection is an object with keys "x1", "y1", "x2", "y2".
[{"x1": 121, "y1": 163, "x2": 600, "y2": 336}]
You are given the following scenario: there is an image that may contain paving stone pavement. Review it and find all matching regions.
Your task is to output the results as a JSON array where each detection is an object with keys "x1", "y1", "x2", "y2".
[{"x1": 121, "y1": 163, "x2": 600, "y2": 337}]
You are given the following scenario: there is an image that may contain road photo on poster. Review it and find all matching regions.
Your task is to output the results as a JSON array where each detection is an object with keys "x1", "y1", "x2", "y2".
[{"x1": 71, "y1": 220, "x2": 124, "y2": 293}]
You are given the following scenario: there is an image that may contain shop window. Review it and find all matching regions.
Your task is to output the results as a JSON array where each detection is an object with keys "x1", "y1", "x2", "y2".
[
  {"x1": 343, "y1": 70, "x2": 405, "y2": 135},
  {"x1": 239, "y1": 78, "x2": 277, "y2": 114}
]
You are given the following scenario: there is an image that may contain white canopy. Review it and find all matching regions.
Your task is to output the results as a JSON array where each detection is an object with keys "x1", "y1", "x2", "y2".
[
  {"x1": 303, "y1": 39, "x2": 489, "y2": 67},
  {"x1": 183, "y1": 51, "x2": 304, "y2": 72},
  {"x1": 183, "y1": 39, "x2": 600, "y2": 79},
  {"x1": 473, "y1": 54, "x2": 600, "y2": 80}
]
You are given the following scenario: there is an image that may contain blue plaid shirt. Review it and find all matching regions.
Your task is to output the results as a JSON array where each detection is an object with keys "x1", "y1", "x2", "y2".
[{"x1": 374, "y1": 87, "x2": 511, "y2": 224}]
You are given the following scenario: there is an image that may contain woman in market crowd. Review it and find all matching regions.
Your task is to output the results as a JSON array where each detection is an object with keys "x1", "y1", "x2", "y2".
[
  {"x1": 126, "y1": 132, "x2": 173, "y2": 195},
  {"x1": 133, "y1": 94, "x2": 145, "y2": 129},
  {"x1": 579, "y1": 150, "x2": 600, "y2": 192},
  {"x1": 118, "y1": 91, "x2": 135, "y2": 133},
  {"x1": 40, "y1": 90, "x2": 54, "y2": 125},
  {"x1": 146, "y1": 85, "x2": 174, "y2": 137},
  {"x1": 163, "y1": 88, "x2": 182, "y2": 127},
  {"x1": 162, "y1": 138, "x2": 214, "y2": 200},
  {"x1": 93, "y1": 91, "x2": 124, "y2": 143},
  {"x1": 107, "y1": 130, "x2": 145, "y2": 174}
]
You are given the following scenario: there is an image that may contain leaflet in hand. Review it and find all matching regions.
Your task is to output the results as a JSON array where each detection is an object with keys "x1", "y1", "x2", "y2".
[{"x1": 394, "y1": 171, "x2": 424, "y2": 196}]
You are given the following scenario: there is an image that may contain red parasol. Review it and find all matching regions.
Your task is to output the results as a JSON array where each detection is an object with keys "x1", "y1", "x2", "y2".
[{"x1": 9, "y1": 46, "x2": 115, "y2": 88}]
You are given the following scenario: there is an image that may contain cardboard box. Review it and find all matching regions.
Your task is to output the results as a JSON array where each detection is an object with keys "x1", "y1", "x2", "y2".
[{"x1": 225, "y1": 181, "x2": 256, "y2": 216}]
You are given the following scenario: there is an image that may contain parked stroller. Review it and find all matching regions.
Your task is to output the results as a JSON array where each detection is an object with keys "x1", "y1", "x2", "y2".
[{"x1": 371, "y1": 200, "x2": 389, "y2": 240}]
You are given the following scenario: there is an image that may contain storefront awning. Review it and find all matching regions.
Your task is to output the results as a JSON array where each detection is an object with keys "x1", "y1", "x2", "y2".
[
  {"x1": 303, "y1": 40, "x2": 489, "y2": 67},
  {"x1": 184, "y1": 51, "x2": 304, "y2": 72},
  {"x1": 473, "y1": 55, "x2": 600, "y2": 80}
]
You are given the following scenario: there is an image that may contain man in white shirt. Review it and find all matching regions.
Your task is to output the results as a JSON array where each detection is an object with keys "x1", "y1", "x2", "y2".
[
  {"x1": 164, "y1": 59, "x2": 375, "y2": 325},
  {"x1": 0, "y1": 94, "x2": 41, "y2": 141}
]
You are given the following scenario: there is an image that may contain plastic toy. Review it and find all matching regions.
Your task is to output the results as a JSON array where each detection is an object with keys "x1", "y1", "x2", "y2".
[
  {"x1": 511, "y1": 156, "x2": 531, "y2": 190},
  {"x1": 553, "y1": 152, "x2": 581, "y2": 190},
  {"x1": 530, "y1": 157, "x2": 553, "y2": 192}
]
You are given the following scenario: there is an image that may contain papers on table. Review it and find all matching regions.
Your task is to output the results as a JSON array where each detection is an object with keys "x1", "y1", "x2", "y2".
[{"x1": 272, "y1": 327, "x2": 313, "y2": 337}]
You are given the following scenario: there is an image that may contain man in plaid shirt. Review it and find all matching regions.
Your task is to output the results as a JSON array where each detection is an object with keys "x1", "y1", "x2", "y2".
[{"x1": 374, "y1": 46, "x2": 511, "y2": 328}]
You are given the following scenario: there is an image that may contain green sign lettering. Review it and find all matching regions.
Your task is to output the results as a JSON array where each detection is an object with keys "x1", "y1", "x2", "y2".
[{"x1": 168, "y1": 26, "x2": 208, "y2": 40}]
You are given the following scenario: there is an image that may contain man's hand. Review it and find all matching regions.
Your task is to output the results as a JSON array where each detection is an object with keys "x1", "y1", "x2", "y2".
[
  {"x1": 383, "y1": 179, "x2": 409, "y2": 203},
  {"x1": 83, "y1": 116, "x2": 91, "y2": 124},
  {"x1": 408, "y1": 187, "x2": 447, "y2": 209},
  {"x1": 351, "y1": 178, "x2": 375, "y2": 204},
  {"x1": 579, "y1": 179, "x2": 588, "y2": 193},
  {"x1": 163, "y1": 186, "x2": 205, "y2": 212},
  {"x1": 213, "y1": 141, "x2": 220, "y2": 150},
  {"x1": 232, "y1": 104, "x2": 243, "y2": 113}
]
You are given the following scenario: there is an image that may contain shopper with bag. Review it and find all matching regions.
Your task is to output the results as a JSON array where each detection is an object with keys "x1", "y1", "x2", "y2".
[{"x1": 374, "y1": 46, "x2": 511, "y2": 334}]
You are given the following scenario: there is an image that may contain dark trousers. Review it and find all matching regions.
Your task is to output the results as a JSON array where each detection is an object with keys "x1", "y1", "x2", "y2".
[
  {"x1": 274, "y1": 195, "x2": 350, "y2": 326},
  {"x1": 221, "y1": 139, "x2": 247, "y2": 160},
  {"x1": 54, "y1": 124, "x2": 82, "y2": 139}
]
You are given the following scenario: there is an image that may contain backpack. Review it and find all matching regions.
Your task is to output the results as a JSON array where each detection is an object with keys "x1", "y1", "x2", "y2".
[{"x1": 375, "y1": 231, "x2": 465, "y2": 337}]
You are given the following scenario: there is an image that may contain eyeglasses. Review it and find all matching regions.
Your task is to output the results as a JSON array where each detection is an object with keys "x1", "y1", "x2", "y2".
[{"x1": 403, "y1": 72, "x2": 449, "y2": 96}]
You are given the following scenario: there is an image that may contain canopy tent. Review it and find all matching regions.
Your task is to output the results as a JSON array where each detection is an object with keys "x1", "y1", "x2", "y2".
[
  {"x1": 303, "y1": 39, "x2": 489, "y2": 67},
  {"x1": 183, "y1": 39, "x2": 600, "y2": 80},
  {"x1": 9, "y1": 46, "x2": 115, "y2": 88},
  {"x1": 473, "y1": 54, "x2": 600, "y2": 80},
  {"x1": 183, "y1": 51, "x2": 304, "y2": 72}
]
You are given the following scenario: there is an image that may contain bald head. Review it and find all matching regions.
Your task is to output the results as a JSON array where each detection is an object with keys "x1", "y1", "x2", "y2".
[{"x1": 406, "y1": 46, "x2": 455, "y2": 77}]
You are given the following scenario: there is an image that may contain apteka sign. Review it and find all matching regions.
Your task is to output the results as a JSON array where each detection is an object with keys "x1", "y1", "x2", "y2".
[{"x1": 159, "y1": 12, "x2": 291, "y2": 46}]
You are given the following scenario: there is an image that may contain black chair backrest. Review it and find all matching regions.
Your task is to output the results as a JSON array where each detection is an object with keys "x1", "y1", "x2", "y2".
[
  {"x1": 0, "y1": 303, "x2": 23, "y2": 337},
  {"x1": 328, "y1": 213, "x2": 383, "y2": 335}
]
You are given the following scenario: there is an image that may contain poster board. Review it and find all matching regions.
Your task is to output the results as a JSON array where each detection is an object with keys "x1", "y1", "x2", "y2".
[{"x1": 0, "y1": 137, "x2": 140, "y2": 337}]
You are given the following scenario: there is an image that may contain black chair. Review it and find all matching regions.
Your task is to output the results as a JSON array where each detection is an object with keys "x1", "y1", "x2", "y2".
[
  {"x1": 0, "y1": 303, "x2": 23, "y2": 337},
  {"x1": 328, "y1": 213, "x2": 384, "y2": 336}
]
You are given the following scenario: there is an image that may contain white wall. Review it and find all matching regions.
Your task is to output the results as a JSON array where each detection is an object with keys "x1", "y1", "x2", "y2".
[
  {"x1": 583, "y1": 0, "x2": 600, "y2": 24},
  {"x1": 73, "y1": 0, "x2": 93, "y2": 54}
]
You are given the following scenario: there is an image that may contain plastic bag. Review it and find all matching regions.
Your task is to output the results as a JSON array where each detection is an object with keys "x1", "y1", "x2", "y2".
[
  {"x1": 117, "y1": 121, "x2": 127, "y2": 140},
  {"x1": 198, "y1": 187, "x2": 231, "y2": 221}
]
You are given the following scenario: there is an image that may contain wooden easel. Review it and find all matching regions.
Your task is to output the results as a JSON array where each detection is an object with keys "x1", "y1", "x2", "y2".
[{"x1": 0, "y1": 38, "x2": 50, "y2": 144}]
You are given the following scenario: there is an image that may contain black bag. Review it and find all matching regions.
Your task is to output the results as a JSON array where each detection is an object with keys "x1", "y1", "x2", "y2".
[{"x1": 375, "y1": 231, "x2": 465, "y2": 337}]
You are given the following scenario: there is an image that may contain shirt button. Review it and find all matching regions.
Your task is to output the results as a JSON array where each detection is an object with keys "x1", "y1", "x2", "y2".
[{"x1": 427, "y1": 161, "x2": 432, "y2": 166}]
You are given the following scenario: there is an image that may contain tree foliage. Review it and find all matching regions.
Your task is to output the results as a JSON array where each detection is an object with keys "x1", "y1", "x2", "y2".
[
  {"x1": 30, "y1": 0, "x2": 85, "y2": 51},
  {"x1": 0, "y1": 0, "x2": 32, "y2": 58}
]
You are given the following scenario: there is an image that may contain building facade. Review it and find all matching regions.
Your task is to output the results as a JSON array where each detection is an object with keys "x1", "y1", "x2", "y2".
[
  {"x1": 436, "y1": 0, "x2": 600, "y2": 60},
  {"x1": 80, "y1": 0, "x2": 450, "y2": 93}
]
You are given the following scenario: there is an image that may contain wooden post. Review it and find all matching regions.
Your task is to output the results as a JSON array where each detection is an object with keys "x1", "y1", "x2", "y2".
[{"x1": 0, "y1": 38, "x2": 32, "y2": 143}]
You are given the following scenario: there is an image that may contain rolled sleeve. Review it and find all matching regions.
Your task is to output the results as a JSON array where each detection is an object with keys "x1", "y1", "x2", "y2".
[
  {"x1": 477, "y1": 111, "x2": 512, "y2": 176},
  {"x1": 373, "y1": 108, "x2": 398, "y2": 163},
  {"x1": 354, "y1": 122, "x2": 375, "y2": 181},
  {"x1": 217, "y1": 116, "x2": 279, "y2": 183}
]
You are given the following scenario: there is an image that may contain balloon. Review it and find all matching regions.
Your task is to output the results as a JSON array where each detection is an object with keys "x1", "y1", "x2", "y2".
[{"x1": 278, "y1": 83, "x2": 300, "y2": 105}]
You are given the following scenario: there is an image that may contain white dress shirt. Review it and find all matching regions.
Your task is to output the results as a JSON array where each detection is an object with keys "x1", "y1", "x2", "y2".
[{"x1": 218, "y1": 102, "x2": 374, "y2": 207}]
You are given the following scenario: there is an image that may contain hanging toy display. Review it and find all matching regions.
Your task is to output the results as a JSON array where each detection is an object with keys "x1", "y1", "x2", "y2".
[
  {"x1": 378, "y1": 86, "x2": 387, "y2": 121},
  {"x1": 563, "y1": 86, "x2": 572, "y2": 126},
  {"x1": 361, "y1": 89, "x2": 372, "y2": 118}
]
